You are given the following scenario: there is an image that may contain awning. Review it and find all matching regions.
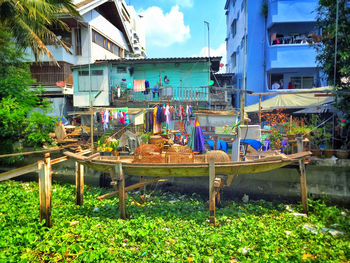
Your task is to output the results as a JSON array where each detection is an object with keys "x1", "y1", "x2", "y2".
[{"x1": 245, "y1": 86, "x2": 334, "y2": 113}]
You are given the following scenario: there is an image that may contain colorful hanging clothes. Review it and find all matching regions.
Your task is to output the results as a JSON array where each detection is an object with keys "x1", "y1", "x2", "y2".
[
  {"x1": 133, "y1": 79, "x2": 146, "y2": 92},
  {"x1": 156, "y1": 106, "x2": 162, "y2": 124},
  {"x1": 153, "y1": 106, "x2": 162, "y2": 134},
  {"x1": 165, "y1": 105, "x2": 171, "y2": 125},
  {"x1": 103, "y1": 109, "x2": 109, "y2": 130}
]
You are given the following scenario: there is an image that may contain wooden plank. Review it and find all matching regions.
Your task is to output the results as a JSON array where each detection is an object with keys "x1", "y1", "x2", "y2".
[
  {"x1": 0, "y1": 163, "x2": 38, "y2": 182},
  {"x1": 51, "y1": 156, "x2": 68, "y2": 165},
  {"x1": 98, "y1": 178, "x2": 166, "y2": 200},
  {"x1": 0, "y1": 144, "x2": 79, "y2": 159},
  {"x1": 209, "y1": 158, "x2": 216, "y2": 226},
  {"x1": 39, "y1": 154, "x2": 52, "y2": 227},
  {"x1": 75, "y1": 162, "x2": 84, "y2": 206},
  {"x1": 116, "y1": 163, "x2": 127, "y2": 219}
]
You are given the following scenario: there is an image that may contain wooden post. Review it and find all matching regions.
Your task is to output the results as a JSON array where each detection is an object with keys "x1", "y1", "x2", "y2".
[
  {"x1": 75, "y1": 162, "x2": 84, "y2": 206},
  {"x1": 258, "y1": 95, "x2": 262, "y2": 127},
  {"x1": 38, "y1": 153, "x2": 52, "y2": 227},
  {"x1": 116, "y1": 163, "x2": 127, "y2": 219},
  {"x1": 296, "y1": 136, "x2": 308, "y2": 214},
  {"x1": 209, "y1": 158, "x2": 216, "y2": 226}
]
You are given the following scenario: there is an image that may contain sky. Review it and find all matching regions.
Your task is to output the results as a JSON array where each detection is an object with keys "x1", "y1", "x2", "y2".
[{"x1": 128, "y1": 0, "x2": 227, "y2": 66}]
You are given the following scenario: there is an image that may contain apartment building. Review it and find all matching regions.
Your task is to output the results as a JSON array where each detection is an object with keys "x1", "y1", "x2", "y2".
[{"x1": 225, "y1": 0, "x2": 326, "y2": 106}]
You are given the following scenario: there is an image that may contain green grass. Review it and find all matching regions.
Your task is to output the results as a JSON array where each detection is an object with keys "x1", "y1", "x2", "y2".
[{"x1": 0, "y1": 180, "x2": 349, "y2": 262}]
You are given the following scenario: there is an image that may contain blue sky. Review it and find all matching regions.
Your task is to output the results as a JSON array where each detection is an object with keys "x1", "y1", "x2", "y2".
[{"x1": 128, "y1": 0, "x2": 227, "y2": 60}]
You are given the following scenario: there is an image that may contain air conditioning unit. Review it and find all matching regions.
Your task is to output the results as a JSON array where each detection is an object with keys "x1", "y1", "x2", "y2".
[{"x1": 63, "y1": 86, "x2": 73, "y2": 95}]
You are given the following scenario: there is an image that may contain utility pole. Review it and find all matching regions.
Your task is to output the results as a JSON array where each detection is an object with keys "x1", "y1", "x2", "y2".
[{"x1": 204, "y1": 21, "x2": 210, "y2": 86}]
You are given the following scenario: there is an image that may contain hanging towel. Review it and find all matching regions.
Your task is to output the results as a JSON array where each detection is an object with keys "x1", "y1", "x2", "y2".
[
  {"x1": 144, "y1": 80, "x2": 150, "y2": 94},
  {"x1": 133, "y1": 79, "x2": 146, "y2": 92}
]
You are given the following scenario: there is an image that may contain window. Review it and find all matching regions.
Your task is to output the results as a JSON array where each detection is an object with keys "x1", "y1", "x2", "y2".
[
  {"x1": 117, "y1": 67, "x2": 127, "y2": 73},
  {"x1": 231, "y1": 52, "x2": 236, "y2": 69},
  {"x1": 231, "y1": 19, "x2": 237, "y2": 38},
  {"x1": 75, "y1": 28, "x2": 82, "y2": 56},
  {"x1": 78, "y1": 69, "x2": 105, "y2": 91},
  {"x1": 269, "y1": 74, "x2": 283, "y2": 90},
  {"x1": 290, "y1": 76, "x2": 314, "y2": 89},
  {"x1": 92, "y1": 30, "x2": 121, "y2": 56},
  {"x1": 92, "y1": 70, "x2": 103, "y2": 76},
  {"x1": 78, "y1": 71, "x2": 89, "y2": 76}
]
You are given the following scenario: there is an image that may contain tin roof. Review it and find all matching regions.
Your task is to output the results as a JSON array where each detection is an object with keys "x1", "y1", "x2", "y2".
[{"x1": 73, "y1": 56, "x2": 222, "y2": 71}]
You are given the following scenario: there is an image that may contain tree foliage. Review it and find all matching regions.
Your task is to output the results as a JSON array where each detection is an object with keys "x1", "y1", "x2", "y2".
[
  {"x1": 0, "y1": 28, "x2": 54, "y2": 155},
  {"x1": 315, "y1": 0, "x2": 350, "y2": 117},
  {"x1": 0, "y1": 0, "x2": 79, "y2": 61}
]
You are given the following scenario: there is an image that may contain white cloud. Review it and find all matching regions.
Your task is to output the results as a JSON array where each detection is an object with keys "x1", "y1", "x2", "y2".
[
  {"x1": 199, "y1": 42, "x2": 227, "y2": 73},
  {"x1": 140, "y1": 5, "x2": 190, "y2": 47},
  {"x1": 174, "y1": 0, "x2": 193, "y2": 8}
]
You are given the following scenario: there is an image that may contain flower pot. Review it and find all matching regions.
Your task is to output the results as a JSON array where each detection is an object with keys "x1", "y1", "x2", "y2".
[
  {"x1": 287, "y1": 134, "x2": 296, "y2": 141},
  {"x1": 100, "y1": 151, "x2": 112, "y2": 156},
  {"x1": 311, "y1": 149, "x2": 322, "y2": 157},
  {"x1": 324, "y1": 149, "x2": 335, "y2": 158},
  {"x1": 112, "y1": 151, "x2": 119, "y2": 157},
  {"x1": 336, "y1": 150, "x2": 349, "y2": 159}
]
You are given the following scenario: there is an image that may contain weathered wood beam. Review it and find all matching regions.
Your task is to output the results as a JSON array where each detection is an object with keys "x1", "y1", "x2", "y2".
[
  {"x1": 117, "y1": 163, "x2": 127, "y2": 219},
  {"x1": 209, "y1": 158, "x2": 216, "y2": 226},
  {"x1": 0, "y1": 163, "x2": 38, "y2": 182},
  {"x1": 38, "y1": 154, "x2": 52, "y2": 227}
]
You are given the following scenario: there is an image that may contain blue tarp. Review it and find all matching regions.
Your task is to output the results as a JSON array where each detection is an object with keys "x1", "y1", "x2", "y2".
[
  {"x1": 206, "y1": 140, "x2": 228, "y2": 153},
  {"x1": 240, "y1": 139, "x2": 263, "y2": 151}
]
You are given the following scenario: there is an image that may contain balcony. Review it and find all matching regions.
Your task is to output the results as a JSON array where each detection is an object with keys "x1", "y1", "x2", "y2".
[
  {"x1": 266, "y1": 43, "x2": 317, "y2": 71},
  {"x1": 267, "y1": 0, "x2": 318, "y2": 28}
]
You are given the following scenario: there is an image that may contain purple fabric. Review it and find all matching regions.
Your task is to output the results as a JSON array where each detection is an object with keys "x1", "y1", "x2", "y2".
[{"x1": 194, "y1": 126, "x2": 205, "y2": 152}]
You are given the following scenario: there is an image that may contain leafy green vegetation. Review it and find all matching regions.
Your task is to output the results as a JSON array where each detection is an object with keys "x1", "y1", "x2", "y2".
[
  {"x1": 0, "y1": 29, "x2": 54, "y2": 157},
  {"x1": 0, "y1": 180, "x2": 349, "y2": 262}
]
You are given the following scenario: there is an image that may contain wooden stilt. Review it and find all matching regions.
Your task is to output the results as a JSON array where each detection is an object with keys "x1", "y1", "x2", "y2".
[
  {"x1": 298, "y1": 159, "x2": 308, "y2": 214},
  {"x1": 209, "y1": 158, "x2": 216, "y2": 226},
  {"x1": 38, "y1": 153, "x2": 52, "y2": 227},
  {"x1": 296, "y1": 136, "x2": 308, "y2": 214},
  {"x1": 116, "y1": 163, "x2": 127, "y2": 219},
  {"x1": 75, "y1": 162, "x2": 84, "y2": 206},
  {"x1": 139, "y1": 176, "x2": 145, "y2": 203}
]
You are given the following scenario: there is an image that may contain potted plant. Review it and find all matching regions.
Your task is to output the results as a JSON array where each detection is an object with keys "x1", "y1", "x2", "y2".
[
  {"x1": 309, "y1": 128, "x2": 323, "y2": 157},
  {"x1": 323, "y1": 132, "x2": 334, "y2": 158},
  {"x1": 286, "y1": 129, "x2": 296, "y2": 141},
  {"x1": 141, "y1": 132, "x2": 151, "y2": 144},
  {"x1": 336, "y1": 144, "x2": 349, "y2": 159},
  {"x1": 109, "y1": 139, "x2": 120, "y2": 156}
]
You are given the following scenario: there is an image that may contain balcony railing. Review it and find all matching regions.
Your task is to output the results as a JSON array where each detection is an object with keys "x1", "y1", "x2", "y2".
[
  {"x1": 114, "y1": 86, "x2": 210, "y2": 103},
  {"x1": 31, "y1": 72, "x2": 73, "y2": 86}
]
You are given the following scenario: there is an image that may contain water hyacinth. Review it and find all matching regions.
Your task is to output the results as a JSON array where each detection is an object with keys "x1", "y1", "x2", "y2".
[{"x1": 0, "y1": 181, "x2": 349, "y2": 262}]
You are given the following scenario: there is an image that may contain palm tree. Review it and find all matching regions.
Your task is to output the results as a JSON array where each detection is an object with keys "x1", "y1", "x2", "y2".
[{"x1": 0, "y1": 0, "x2": 80, "y2": 62}]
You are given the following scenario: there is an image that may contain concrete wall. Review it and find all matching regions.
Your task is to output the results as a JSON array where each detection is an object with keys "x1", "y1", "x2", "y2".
[{"x1": 267, "y1": 0, "x2": 318, "y2": 27}]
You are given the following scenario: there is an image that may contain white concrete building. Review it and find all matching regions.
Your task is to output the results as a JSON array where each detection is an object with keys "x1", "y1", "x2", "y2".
[{"x1": 25, "y1": 0, "x2": 146, "y2": 117}]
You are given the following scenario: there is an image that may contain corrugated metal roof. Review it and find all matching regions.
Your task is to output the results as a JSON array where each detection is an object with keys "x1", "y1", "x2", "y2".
[
  {"x1": 97, "y1": 56, "x2": 222, "y2": 63},
  {"x1": 73, "y1": 56, "x2": 223, "y2": 71}
]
